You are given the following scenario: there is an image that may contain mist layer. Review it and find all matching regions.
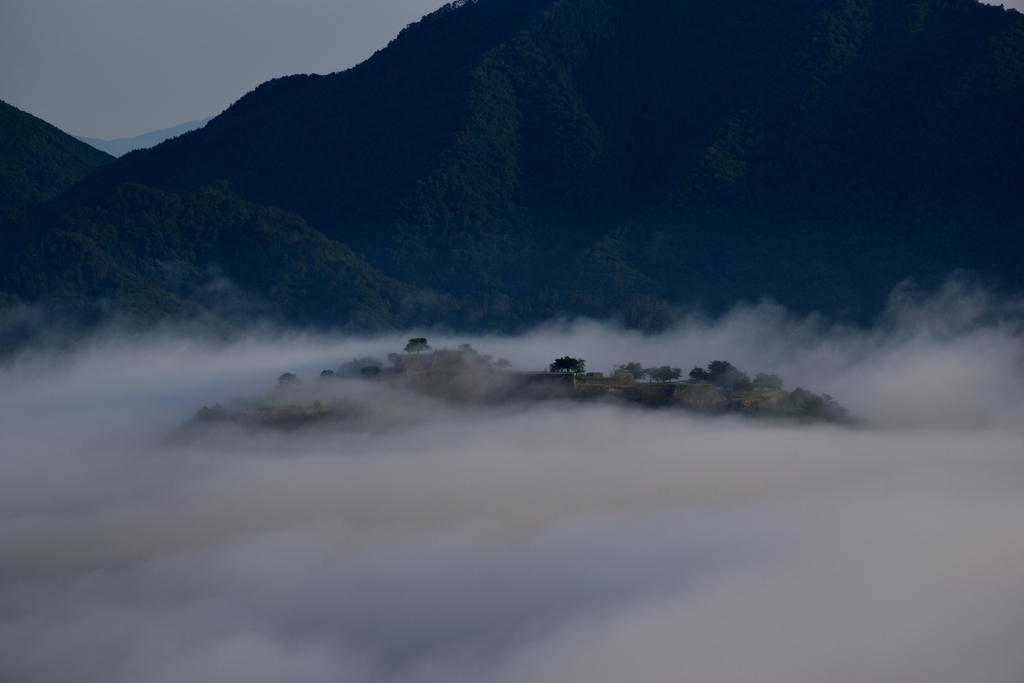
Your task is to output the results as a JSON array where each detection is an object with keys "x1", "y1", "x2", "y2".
[{"x1": 1, "y1": 284, "x2": 1023, "y2": 682}]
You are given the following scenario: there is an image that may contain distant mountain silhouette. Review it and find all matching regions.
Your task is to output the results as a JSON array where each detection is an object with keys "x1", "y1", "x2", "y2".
[
  {"x1": 0, "y1": 99, "x2": 113, "y2": 206},
  {"x1": 77, "y1": 118, "x2": 214, "y2": 157},
  {"x1": 4, "y1": 0, "x2": 1024, "y2": 333}
]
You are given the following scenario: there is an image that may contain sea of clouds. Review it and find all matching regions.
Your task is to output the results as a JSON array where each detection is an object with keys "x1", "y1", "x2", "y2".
[{"x1": 1, "y1": 278, "x2": 1023, "y2": 682}]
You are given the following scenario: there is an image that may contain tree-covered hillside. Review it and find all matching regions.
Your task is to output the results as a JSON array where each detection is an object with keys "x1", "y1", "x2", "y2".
[
  {"x1": 0, "y1": 100, "x2": 113, "y2": 206},
  {"x1": 0, "y1": 183, "x2": 417, "y2": 330},
  {"x1": 8, "y1": 0, "x2": 1024, "y2": 331}
]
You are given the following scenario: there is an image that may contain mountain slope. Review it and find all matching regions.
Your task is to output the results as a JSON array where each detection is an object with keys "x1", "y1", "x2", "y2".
[
  {"x1": 0, "y1": 100, "x2": 114, "y2": 206},
  {"x1": 0, "y1": 183, "x2": 415, "y2": 330},
  {"x1": 14, "y1": 0, "x2": 1024, "y2": 330}
]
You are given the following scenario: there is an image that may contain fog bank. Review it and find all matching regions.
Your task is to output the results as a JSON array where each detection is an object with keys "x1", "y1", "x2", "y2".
[{"x1": 1, "y1": 282, "x2": 1023, "y2": 682}]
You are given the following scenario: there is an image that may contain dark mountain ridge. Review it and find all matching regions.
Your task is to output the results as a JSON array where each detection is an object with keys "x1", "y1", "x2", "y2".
[
  {"x1": 0, "y1": 99, "x2": 113, "y2": 206},
  {"x1": 6, "y1": 0, "x2": 1024, "y2": 332}
]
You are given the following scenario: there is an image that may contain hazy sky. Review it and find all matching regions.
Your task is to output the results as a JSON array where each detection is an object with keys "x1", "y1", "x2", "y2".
[
  {"x1": 0, "y1": 0, "x2": 445, "y2": 139},
  {"x1": 3, "y1": 0, "x2": 1022, "y2": 140}
]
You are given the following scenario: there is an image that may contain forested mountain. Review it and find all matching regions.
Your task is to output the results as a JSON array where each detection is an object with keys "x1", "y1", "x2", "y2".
[
  {"x1": 5, "y1": 0, "x2": 1024, "y2": 332},
  {"x1": 0, "y1": 183, "x2": 420, "y2": 330},
  {"x1": 0, "y1": 99, "x2": 113, "y2": 206}
]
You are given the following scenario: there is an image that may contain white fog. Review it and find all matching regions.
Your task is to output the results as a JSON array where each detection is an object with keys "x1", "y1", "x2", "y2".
[{"x1": 1, "y1": 278, "x2": 1022, "y2": 682}]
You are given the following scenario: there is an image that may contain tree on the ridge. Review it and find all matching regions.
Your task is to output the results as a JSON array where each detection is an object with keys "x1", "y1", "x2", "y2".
[
  {"x1": 550, "y1": 356, "x2": 585, "y2": 374},
  {"x1": 752, "y1": 372, "x2": 783, "y2": 391},
  {"x1": 405, "y1": 337, "x2": 431, "y2": 354},
  {"x1": 616, "y1": 362, "x2": 647, "y2": 380},
  {"x1": 277, "y1": 373, "x2": 301, "y2": 387},
  {"x1": 647, "y1": 366, "x2": 683, "y2": 383},
  {"x1": 706, "y1": 360, "x2": 752, "y2": 393},
  {"x1": 706, "y1": 360, "x2": 736, "y2": 381},
  {"x1": 339, "y1": 357, "x2": 385, "y2": 376},
  {"x1": 689, "y1": 367, "x2": 711, "y2": 382},
  {"x1": 691, "y1": 361, "x2": 753, "y2": 393}
]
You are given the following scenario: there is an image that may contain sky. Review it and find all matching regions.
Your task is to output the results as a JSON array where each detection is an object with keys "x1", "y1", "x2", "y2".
[
  {"x1": 1, "y1": 0, "x2": 1022, "y2": 140},
  {"x1": 0, "y1": 0, "x2": 445, "y2": 139},
  {"x1": 1, "y1": 278, "x2": 1023, "y2": 681}
]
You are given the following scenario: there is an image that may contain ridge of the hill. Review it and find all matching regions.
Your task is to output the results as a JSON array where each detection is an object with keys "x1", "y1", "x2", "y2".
[
  {"x1": 0, "y1": 99, "x2": 114, "y2": 206},
  {"x1": 0, "y1": 182, "x2": 421, "y2": 333},
  {"x1": 6, "y1": 0, "x2": 1024, "y2": 333}
]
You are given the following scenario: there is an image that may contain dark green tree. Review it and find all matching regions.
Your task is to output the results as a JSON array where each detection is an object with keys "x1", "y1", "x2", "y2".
[
  {"x1": 550, "y1": 356, "x2": 585, "y2": 374},
  {"x1": 689, "y1": 367, "x2": 711, "y2": 382},
  {"x1": 766, "y1": 388, "x2": 860, "y2": 424},
  {"x1": 339, "y1": 357, "x2": 385, "y2": 376},
  {"x1": 277, "y1": 372, "x2": 301, "y2": 387},
  {"x1": 616, "y1": 362, "x2": 647, "y2": 380},
  {"x1": 647, "y1": 366, "x2": 683, "y2": 383},
  {"x1": 705, "y1": 361, "x2": 753, "y2": 393},
  {"x1": 405, "y1": 337, "x2": 431, "y2": 354}
]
